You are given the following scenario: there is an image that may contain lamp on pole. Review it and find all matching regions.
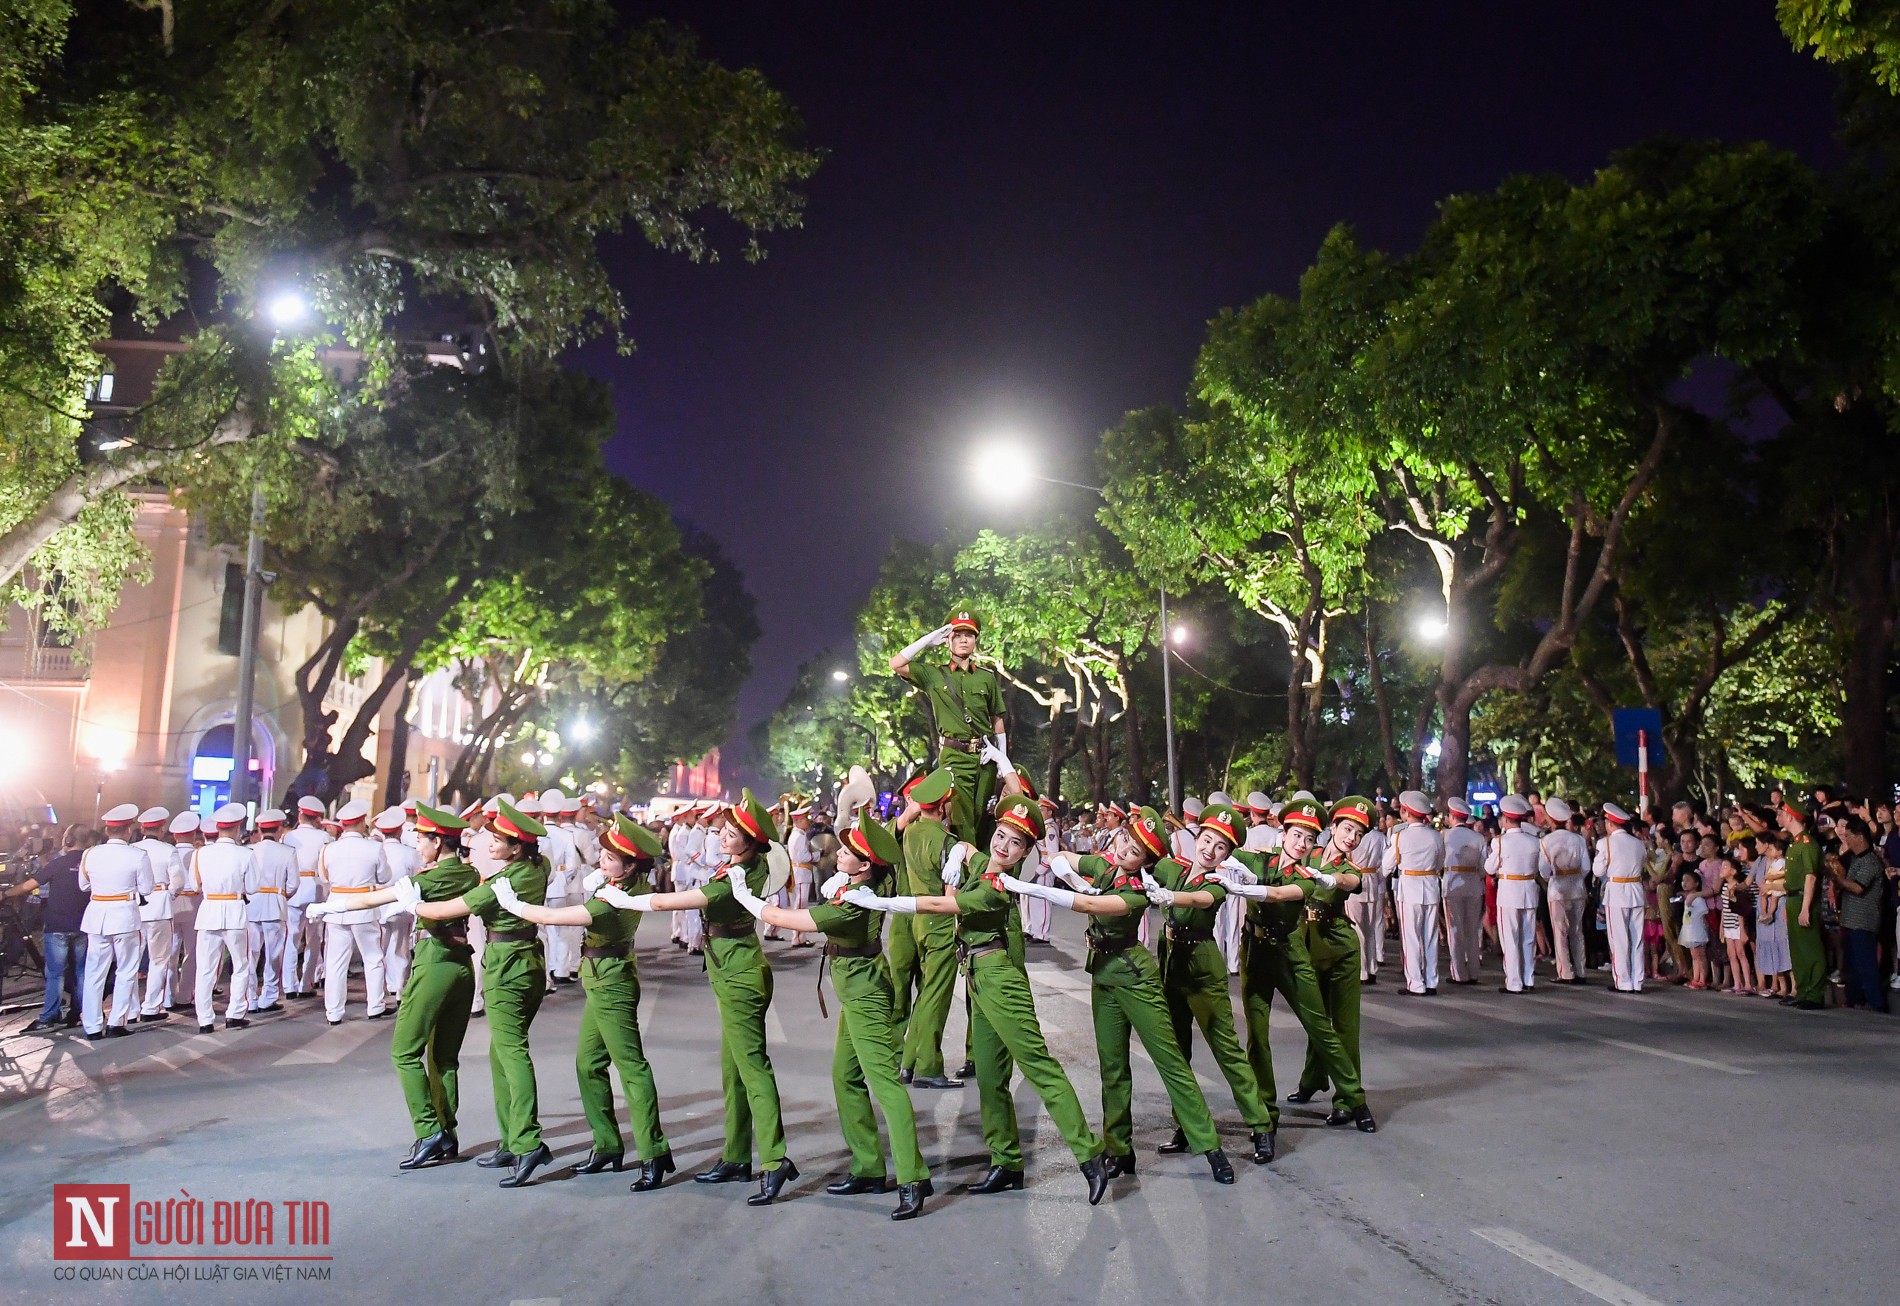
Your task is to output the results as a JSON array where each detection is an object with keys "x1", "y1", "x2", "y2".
[{"x1": 968, "y1": 438, "x2": 1181, "y2": 812}]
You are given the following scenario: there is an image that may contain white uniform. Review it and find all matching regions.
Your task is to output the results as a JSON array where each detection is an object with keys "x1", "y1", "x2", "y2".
[
  {"x1": 1539, "y1": 828, "x2": 1590, "y2": 981},
  {"x1": 378, "y1": 836, "x2": 421, "y2": 997},
  {"x1": 78, "y1": 838, "x2": 156, "y2": 1034},
  {"x1": 465, "y1": 825, "x2": 507, "y2": 1013},
  {"x1": 1442, "y1": 824, "x2": 1487, "y2": 982},
  {"x1": 666, "y1": 822, "x2": 695, "y2": 945},
  {"x1": 679, "y1": 825, "x2": 715, "y2": 952},
  {"x1": 282, "y1": 822, "x2": 333, "y2": 995},
  {"x1": 134, "y1": 834, "x2": 178, "y2": 1014},
  {"x1": 168, "y1": 843, "x2": 200, "y2": 1002},
  {"x1": 1345, "y1": 827, "x2": 1388, "y2": 980},
  {"x1": 781, "y1": 825, "x2": 817, "y2": 944},
  {"x1": 1593, "y1": 824, "x2": 1649, "y2": 991},
  {"x1": 319, "y1": 830, "x2": 392, "y2": 1020},
  {"x1": 1487, "y1": 827, "x2": 1542, "y2": 991},
  {"x1": 1384, "y1": 819, "x2": 1444, "y2": 993},
  {"x1": 539, "y1": 822, "x2": 584, "y2": 980},
  {"x1": 1022, "y1": 830, "x2": 1058, "y2": 943},
  {"x1": 246, "y1": 837, "x2": 297, "y2": 1009},
  {"x1": 189, "y1": 836, "x2": 258, "y2": 1026}
]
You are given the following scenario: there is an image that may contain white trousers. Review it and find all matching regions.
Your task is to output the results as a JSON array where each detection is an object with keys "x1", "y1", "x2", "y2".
[
  {"x1": 541, "y1": 896, "x2": 578, "y2": 978},
  {"x1": 1606, "y1": 904, "x2": 1646, "y2": 991},
  {"x1": 1344, "y1": 894, "x2": 1381, "y2": 979},
  {"x1": 1498, "y1": 905, "x2": 1537, "y2": 991},
  {"x1": 1445, "y1": 890, "x2": 1484, "y2": 981},
  {"x1": 680, "y1": 906, "x2": 704, "y2": 950},
  {"x1": 1021, "y1": 864, "x2": 1052, "y2": 942},
  {"x1": 1369, "y1": 873, "x2": 1388, "y2": 964},
  {"x1": 284, "y1": 904, "x2": 325, "y2": 994},
  {"x1": 324, "y1": 920, "x2": 387, "y2": 1020},
  {"x1": 140, "y1": 918, "x2": 176, "y2": 1014},
  {"x1": 1215, "y1": 896, "x2": 1244, "y2": 973},
  {"x1": 247, "y1": 920, "x2": 286, "y2": 1008},
  {"x1": 468, "y1": 915, "x2": 487, "y2": 1013},
  {"x1": 1548, "y1": 893, "x2": 1586, "y2": 980},
  {"x1": 381, "y1": 917, "x2": 413, "y2": 996},
  {"x1": 82, "y1": 930, "x2": 143, "y2": 1033},
  {"x1": 1400, "y1": 900, "x2": 1442, "y2": 993},
  {"x1": 789, "y1": 867, "x2": 816, "y2": 943},
  {"x1": 195, "y1": 927, "x2": 251, "y2": 1027},
  {"x1": 170, "y1": 915, "x2": 196, "y2": 1001}
]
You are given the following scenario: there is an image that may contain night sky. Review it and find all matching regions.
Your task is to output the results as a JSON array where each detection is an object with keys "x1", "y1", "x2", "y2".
[{"x1": 578, "y1": 1, "x2": 1843, "y2": 754}]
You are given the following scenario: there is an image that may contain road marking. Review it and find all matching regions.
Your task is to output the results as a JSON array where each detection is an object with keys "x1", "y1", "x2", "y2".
[
  {"x1": 1425, "y1": 994, "x2": 1538, "y2": 1026},
  {"x1": 273, "y1": 1019, "x2": 386, "y2": 1066},
  {"x1": 509, "y1": 1299, "x2": 561, "y2": 1305},
  {"x1": 133, "y1": 1032, "x2": 226, "y2": 1073},
  {"x1": 1472, "y1": 1227, "x2": 1666, "y2": 1306},
  {"x1": 1567, "y1": 1032, "x2": 1755, "y2": 1075}
]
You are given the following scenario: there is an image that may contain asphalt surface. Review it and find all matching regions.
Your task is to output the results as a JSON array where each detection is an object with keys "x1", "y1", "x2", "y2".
[{"x1": 1, "y1": 914, "x2": 1894, "y2": 1305}]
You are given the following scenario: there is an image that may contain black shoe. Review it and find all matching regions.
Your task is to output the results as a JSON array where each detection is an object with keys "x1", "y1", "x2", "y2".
[
  {"x1": 552, "y1": 976, "x2": 576, "y2": 986},
  {"x1": 225, "y1": 1018, "x2": 249, "y2": 1030},
  {"x1": 747, "y1": 1159, "x2": 799, "y2": 1206},
  {"x1": 140, "y1": 1011, "x2": 169, "y2": 1023},
  {"x1": 197, "y1": 1024, "x2": 214, "y2": 1034},
  {"x1": 475, "y1": 1148, "x2": 516, "y2": 1170},
  {"x1": 575, "y1": 1150, "x2": 625, "y2": 1174},
  {"x1": 967, "y1": 1166, "x2": 1024, "y2": 1194},
  {"x1": 1498, "y1": 986, "x2": 1521, "y2": 994},
  {"x1": 251, "y1": 1002, "x2": 283, "y2": 1014},
  {"x1": 367, "y1": 1010, "x2": 389, "y2": 1020},
  {"x1": 694, "y1": 1159, "x2": 753, "y2": 1184},
  {"x1": 957, "y1": 1060, "x2": 976, "y2": 1079},
  {"x1": 892, "y1": 1178, "x2": 932, "y2": 1221},
  {"x1": 328, "y1": 1018, "x2": 342, "y2": 1026},
  {"x1": 499, "y1": 1143, "x2": 552, "y2": 1188},
  {"x1": 1792, "y1": 999, "x2": 1824, "y2": 1010},
  {"x1": 899, "y1": 1068, "x2": 913, "y2": 1085},
  {"x1": 84, "y1": 1031, "x2": 103, "y2": 1042},
  {"x1": 1569, "y1": 977, "x2": 1589, "y2": 986},
  {"x1": 1351, "y1": 1106, "x2": 1378, "y2": 1133},
  {"x1": 1365, "y1": 973, "x2": 1378, "y2": 985},
  {"x1": 400, "y1": 1131, "x2": 456, "y2": 1170},
  {"x1": 1206, "y1": 1148, "x2": 1235, "y2": 1184},
  {"x1": 105, "y1": 1026, "x2": 132, "y2": 1039},
  {"x1": 630, "y1": 1152, "x2": 676, "y2": 1192},
  {"x1": 1251, "y1": 1130, "x2": 1276, "y2": 1164},
  {"x1": 1285, "y1": 1087, "x2": 1319, "y2": 1104},
  {"x1": 1080, "y1": 1155, "x2": 1110, "y2": 1206},
  {"x1": 62, "y1": 1012, "x2": 81, "y2": 1027},
  {"x1": 166, "y1": 1002, "x2": 192, "y2": 1013},
  {"x1": 911, "y1": 1074, "x2": 964, "y2": 1089},
  {"x1": 1325, "y1": 1107, "x2": 1355, "y2": 1126},
  {"x1": 21, "y1": 1018, "x2": 57, "y2": 1033},
  {"x1": 1103, "y1": 1152, "x2": 1136, "y2": 1179},
  {"x1": 1424, "y1": 987, "x2": 1439, "y2": 996},
  {"x1": 1156, "y1": 1128, "x2": 1190, "y2": 1154},
  {"x1": 826, "y1": 1175, "x2": 891, "y2": 1195}
]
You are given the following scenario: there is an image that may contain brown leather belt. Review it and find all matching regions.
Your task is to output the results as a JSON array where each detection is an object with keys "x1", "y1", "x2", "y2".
[
  {"x1": 956, "y1": 941, "x2": 1007, "y2": 965},
  {"x1": 1088, "y1": 934, "x2": 1142, "y2": 956},
  {"x1": 938, "y1": 736, "x2": 979, "y2": 753},
  {"x1": 485, "y1": 927, "x2": 538, "y2": 944},
  {"x1": 582, "y1": 943, "x2": 632, "y2": 960},
  {"x1": 825, "y1": 940, "x2": 882, "y2": 959},
  {"x1": 705, "y1": 922, "x2": 757, "y2": 940}
]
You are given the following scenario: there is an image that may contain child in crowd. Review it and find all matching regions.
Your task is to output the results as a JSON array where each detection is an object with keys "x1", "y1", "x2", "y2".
[
  {"x1": 1677, "y1": 868, "x2": 1711, "y2": 989},
  {"x1": 1719, "y1": 855, "x2": 1756, "y2": 995}
]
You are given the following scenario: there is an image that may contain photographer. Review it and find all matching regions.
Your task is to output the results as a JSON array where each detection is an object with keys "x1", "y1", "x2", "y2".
[
  {"x1": 6, "y1": 823, "x2": 94, "y2": 1032},
  {"x1": 1825, "y1": 816, "x2": 1887, "y2": 1012}
]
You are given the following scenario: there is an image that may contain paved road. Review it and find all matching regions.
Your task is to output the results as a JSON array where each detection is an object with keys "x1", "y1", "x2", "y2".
[{"x1": 1, "y1": 915, "x2": 1893, "y2": 1305}]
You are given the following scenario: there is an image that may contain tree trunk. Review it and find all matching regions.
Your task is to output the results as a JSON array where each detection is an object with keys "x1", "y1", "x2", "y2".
[
  {"x1": 381, "y1": 671, "x2": 420, "y2": 808},
  {"x1": 1362, "y1": 613, "x2": 1404, "y2": 792},
  {"x1": 1117, "y1": 657, "x2": 1148, "y2": 802},
  {"x1": 1045, "y1": 711, "x2": 1080, "y2": 803},
  {"x1": 1408, "y1": 694, "x2": 1435, "y2": 791},
  {"x1": 1843, "y1": 500, "x2": 1895, "y2": 799}
]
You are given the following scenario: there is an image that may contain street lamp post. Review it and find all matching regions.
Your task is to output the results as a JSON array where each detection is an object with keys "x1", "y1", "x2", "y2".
[{"x1": 1159, "y1": 583, "x2": 1178, "y2": 816}]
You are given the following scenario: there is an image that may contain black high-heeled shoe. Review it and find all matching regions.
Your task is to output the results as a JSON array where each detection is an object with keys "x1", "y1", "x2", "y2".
[
  {"x1": 630, "y1": 1152, "x2": 676, "y2": 1192},
  {"x1": 747, "y1": 1159, "x2": 799, "y2": 1206},
  {"x1": 575, "y1": 1150, "x2": 624, "y2": 1174},
  {"x1": 498, "y1": 1143, "x2": 552, "y2": 1189},
  {"x1": 967, "y1": 1166, "x2": 1024, "y2": 1194},
  {"x1": 474, "y1": 1148, "x2": 515, "y2": 1169},
  {"x1": 1103, "y1": 1152, "x2": 1137, "y2": 1179},
  {"x1": 1250, "y1": 1130, "x2": 1276, "y2": 1164},
  {"x1": 1205, "y1": 1148, "x2": 1235, "y2": 1184},
  {"x1": 1080, "y1": 1156, "x2": 1110, "y2": 1206},
  {"x1": 1285, "y1": 1087, "x2": 1320, "y2": 1104},
  {"x1": 399, "y1": 1130, "x2": 455, "y2": 1171},
  {"x1": 826, "y1": 1175, "x2": 891, "y2": 1195},
  {"x1": 694, "y1": 1159, "x2": 752, "y2": 1184},
  {"x1": 1155, "y1": 1128, "x2": 1190, "y2": 1154},
  {"x1": 891, "y1": 1178, "x2": 932, "y2": 1221}
]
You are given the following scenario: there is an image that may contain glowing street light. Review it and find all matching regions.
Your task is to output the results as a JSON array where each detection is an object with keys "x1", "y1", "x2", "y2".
[
  {"x1": 1414, "y1": 613, "x2": 1449, "y2": 641},
  {"x1": 1170, "y1": 624, "x2": 1191, "y2": 646},
  {"x1": 265, "y1": 290, "x2": 309, "y2": 330},
  {"x1": 971, "y1": 437, "x2": 1039, "y2": 501},
  {"x1": 571, "y1": 719, "x2": 597, "y2": 743},
  {"x1": 831, "y1": 669, "x2": 851, "y2": 683}
]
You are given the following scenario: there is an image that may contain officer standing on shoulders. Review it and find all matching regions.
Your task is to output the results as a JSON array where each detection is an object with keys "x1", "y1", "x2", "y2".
[{"x1": 889, "y1": 609, "x2": 1008, "y2": 846}]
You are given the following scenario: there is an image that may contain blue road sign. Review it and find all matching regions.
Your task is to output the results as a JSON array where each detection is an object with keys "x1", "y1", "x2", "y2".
[{"x1": 1613, "y1": 708, "x2": 1664, "y2": 768}]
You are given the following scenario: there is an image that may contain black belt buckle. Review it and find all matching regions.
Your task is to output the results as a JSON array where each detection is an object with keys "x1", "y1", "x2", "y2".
[
  {"x1": 705, "y1": 922, "x2": 756, "y2": 941},
  {"x1": 581, "y1": 944, "x2": 631, "y2": 960},
  {"x1": 939, "y1": 736, "x2": 977, "y2": 753},
  {"x1": 486, "y1": 927, "x2": 538, "y2": 944},
  {"x1": 825, "y1": 941, "x2": 882, "y2": 960}
]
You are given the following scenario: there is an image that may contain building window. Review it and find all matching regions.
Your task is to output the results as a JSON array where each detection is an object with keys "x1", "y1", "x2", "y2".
[{"x1": 217, "y1": 562, "x2": 244, "y2": 655}]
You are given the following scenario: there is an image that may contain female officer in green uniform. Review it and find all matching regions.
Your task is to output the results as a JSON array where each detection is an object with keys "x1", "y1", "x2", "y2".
[
  {"x1": 998, "y1": 807, "x2": 1234, "y2": 1185},
  {"x1": 1284, "y1": 797, "x2": 1378, "y2": 1132},
  {"x1": 598, "y1": 790, "x2": 795, "y2": 1205},
  {"x1": 488, "y1": 813, "x2": 677, "y2": 1191},
  {"x1": 724, "y1": 808, "x2": 933, "y2": 1220},
  {"x1": 396, "y1": 799, "x2": 552, "y2": 1189},
  {"x1": 846, "y1": 795, "x2": 1111, "y2": 1204},
  {"x1": 315, "y1": 802, "x2": 480, "y2": 1171}
]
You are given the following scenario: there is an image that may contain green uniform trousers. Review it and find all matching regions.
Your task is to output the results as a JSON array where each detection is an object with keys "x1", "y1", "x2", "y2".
[
  {"x1": 710, "y1": 961, "x2": 787, "y2": 1166},
  {"x1": 482, "y1": 940, "x2": 546, "y2": 1153},
  {"x1": 1787, "y1": 891, "x2": 1828, "y2": 1005},
  {"x1": 1091, "y1": 970, "x2": 1219, "y2": 1157},
  {"x1": 833, "y1": 978, "x2": 930, "y2": 1183},
  {"x1": 1160, "y1": 935, "x2": 1272, "y2": 1131},
  {"x1": 389, "y1": 954, "x2": 475, "y2": 1139},
  {"x1": 940, "y1": 747, "x2": 997, "y2": 847},
  {"x1": 968, "y1": 951, "x2": 1102, "y2": 1169},
  {"x1": 901, "y1": 916, "x2": 958, "y2": 1077},
  {"x1": 1240, "y1": 930, "x2": 1363, "y2": 1125},
  {"x1": 576, "y1": 959, "x2": 669, "y2": 1160},
  {"x1": 1296, "y1": 921, "x2": 1365, "y2": 1102},
  {"x1": 886, "y1": 912, "x2": 921, "y2": 1032}
]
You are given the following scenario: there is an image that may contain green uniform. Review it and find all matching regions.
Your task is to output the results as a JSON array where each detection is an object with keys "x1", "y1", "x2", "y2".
[
  {"x1": 575, "y1": 874, "x2": 670, "y2": 1161},
  {"x1": 461, "y1": 857, "x2": 550, "y2": 1154},
  {"x1": 702, "y1": 856, "x2": 787, "y2": 1166},
  {"x1": 883, "y1": 817, "x2": 920, "y2": 1033},
  {"x1": 1784, "y1": 833, "x2": 1827, "y2": 1005},
  {"x1": 958, "y1": 852, "x2": 1103, "y2": 1169},
  {"x1": 1154, "y1": 856, "x2": 1272, "y2": 1133},
  {"x1": 1234, "y1": 848, "x2": 1363, "y2": 1126},
  {"x1": 1075, "y1": 854, "x2": 1219, "y2": 1159},
  {"x1": 389, "y1": 855, "x2": 482, "y2": 1139},
  {"x1": 896, "y1": 816, "x2": 958, "y2": 1077},
  {"x1": 809, "y1": 879, "x2": 929, "y2": 1183},
  {"x1": 904, "y1": 659, "x2": 1005, "y2": 845},
  {"x1": 1295, "y1": 853, "x2": 1366, "y2": 1102}
]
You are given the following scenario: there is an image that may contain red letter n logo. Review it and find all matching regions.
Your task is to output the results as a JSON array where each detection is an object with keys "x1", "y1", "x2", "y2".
[{"x1": 53, "y1": 1184, "x2": 130, "y2": 1260}]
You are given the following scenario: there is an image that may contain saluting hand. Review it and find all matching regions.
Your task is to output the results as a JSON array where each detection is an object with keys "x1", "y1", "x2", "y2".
[{"x1": 927, "y1": 623, "x2": 954, "y2": 647}]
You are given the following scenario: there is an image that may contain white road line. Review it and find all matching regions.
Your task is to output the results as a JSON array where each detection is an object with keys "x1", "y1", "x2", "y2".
[
  {"x1": 273, "y1": 1019, "x2": 387, "y2": 1066},
  {"x1": 131, "y1": 1032, "x2": 227, "y2": 1073},
  {"x1": 509, "y1": 1299, "x2": 561, "y2": 1305},
  {"x1": 1567, "y1": 1032, "x2": 1755, "y2": 1075},
  {"x1": 1472, "y1": 1227, "x2": 1667, "y2": 1306},
  {"x1": 1357, "y1": 1000, "x2": 1447, "y2": 1029}
]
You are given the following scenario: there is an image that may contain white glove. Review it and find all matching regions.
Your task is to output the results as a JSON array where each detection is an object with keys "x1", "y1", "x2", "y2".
[
  {"x1": 1219, "y1": 856, "x2": 1258, "y2": 886},
  {"x1": 392, "y1": 878, "x2": 423, "y2": 913},
  {"x1": 819, "y1": 870, "x2": 849, "y2": 900},
  {"x1": 979, "y1": 736, "x2": 1016, "y2": 778},
  {"x1": 1051, "y1": 865, "x2": 1102, "y2": 895},
  {"x1": 597, "y1": 884, "x2": 651, "y2": 912},
  {"x1": 995, "y1": 872, "x2": 1038, "y2": 896},
  {"x1": 898, "y1": 624, "x2": 954, "y2": 662},
  {"x1": 843, "y1": 887, "x2": 917, "y2": 914},
  {"x1": 1310, "y1": 870, "x2": 1338, "y2": 891},
  {"x1": 489, "y1": 876, "x2": 523, "y2": 912},
  {"x1": 941, "y1": 842, "x2": 969, "y2": 889},
  {"x1": 305, "y1": 899, "x2": 337, "y2": 920},
  {"x1": 1140, "y1": 869, "x2": 1175, "y2": 908},
  {"x1": 728, "y1": 874, "x2": 766, "y2": 918},
  {"x1": 581, "y1": 868, "x2": 606, "y2": 896},
  {"x1": 1217, "y1": 875, "x2": 1272, "y2": 901}
]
